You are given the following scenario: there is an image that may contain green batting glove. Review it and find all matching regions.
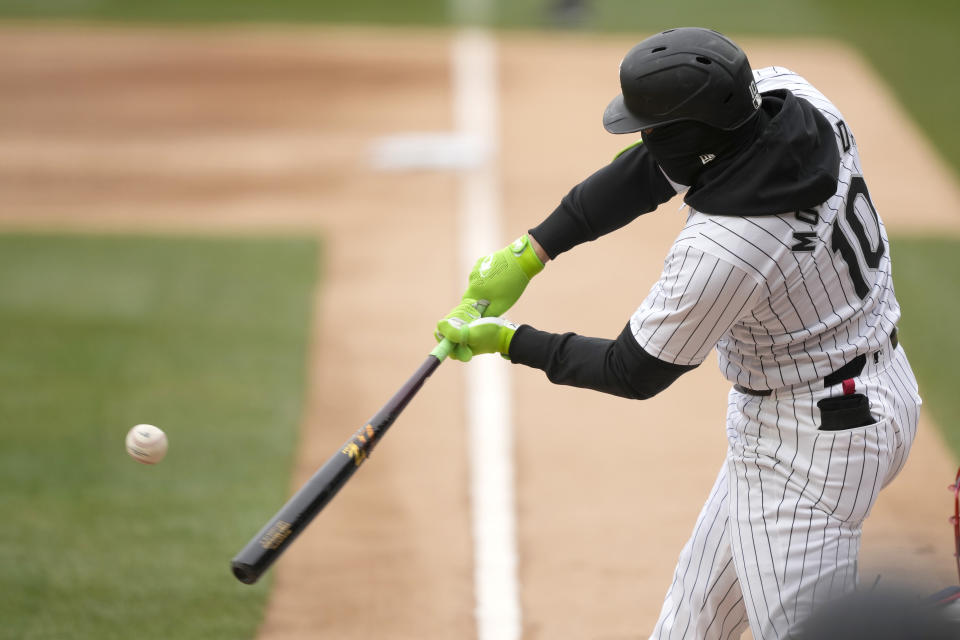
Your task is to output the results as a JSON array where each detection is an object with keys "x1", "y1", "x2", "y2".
[
  {"x1": 464, "y1": 234, "x2": 545, "y2": 317},
  {"x1": 435, "y1": 235, "x2": 542, "y2": 358},
  {"x1": 438, "y1": 316, "x2": 518, "y2": 362}
]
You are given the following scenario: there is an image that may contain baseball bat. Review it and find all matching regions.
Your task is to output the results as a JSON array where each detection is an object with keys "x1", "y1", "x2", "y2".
[{"x1": 230, "y1": 338, "x2": 455, "y2": 585}]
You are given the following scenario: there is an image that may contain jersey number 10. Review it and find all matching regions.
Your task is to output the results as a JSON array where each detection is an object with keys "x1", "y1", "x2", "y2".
[{"x1": 830, "y1": 176, "x2": 884, "y2": 300}]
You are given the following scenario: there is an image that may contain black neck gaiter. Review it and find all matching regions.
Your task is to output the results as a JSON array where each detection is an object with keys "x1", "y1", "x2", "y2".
[{"x1": 641, "y1": 113, "x2": 762, "y2": 186}]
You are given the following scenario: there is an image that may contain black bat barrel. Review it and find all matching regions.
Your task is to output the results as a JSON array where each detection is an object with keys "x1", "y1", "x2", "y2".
[
  {"x1": 230, "y1": 351, "x2": 444, "y2": 584},
  {"x1": 231, "y1": 443, "x2": 361, "y2": 584}
]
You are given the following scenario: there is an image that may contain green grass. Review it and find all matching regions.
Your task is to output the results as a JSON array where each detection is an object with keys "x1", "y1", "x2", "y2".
[
  {"x1": 888, "y1": 236, "x2": 960, "y2": 455},
  {"x1": 0, "y1": 234, "x2": 318, "y2": 640}
]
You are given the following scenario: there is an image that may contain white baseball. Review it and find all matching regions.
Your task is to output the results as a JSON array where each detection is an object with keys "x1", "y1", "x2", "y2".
[{"x1": 125, "y1": 424, "x2": 168, "y2": 464}]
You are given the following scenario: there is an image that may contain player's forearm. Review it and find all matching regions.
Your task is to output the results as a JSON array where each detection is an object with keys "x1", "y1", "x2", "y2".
[
  {"x1": 529, "y1": 143, "x2": 676, "y2": 259},
  {"x1": 508, "y1": 322, "x2": 696, "y2": 399}
]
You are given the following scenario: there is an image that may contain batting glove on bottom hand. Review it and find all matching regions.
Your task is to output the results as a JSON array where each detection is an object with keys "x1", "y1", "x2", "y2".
[
  {"x1": 436, "y1": 299, "x2": 483, "y2": 362},
  {"x1": 436, "y1": 315, "x2": 518, "y2": 363}
]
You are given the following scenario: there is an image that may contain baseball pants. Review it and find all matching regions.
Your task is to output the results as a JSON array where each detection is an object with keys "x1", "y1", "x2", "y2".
[{"x1": 650, "y1": 343, "x2": 921, "y2": 639}]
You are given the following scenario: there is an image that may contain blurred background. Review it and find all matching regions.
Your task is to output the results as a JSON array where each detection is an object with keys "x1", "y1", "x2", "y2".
[
  {"x1": 0, "y1": 1, "x2": 957, "y2": 639},
  {"x1": 0, "y1": 0, "x2": 956, "y2": 169}
]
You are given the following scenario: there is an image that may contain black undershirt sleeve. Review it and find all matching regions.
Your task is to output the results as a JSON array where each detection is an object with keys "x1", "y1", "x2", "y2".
[
  {"x1": 508, "y1": 321, "x2": 697, "y2": 400},
  {"x1": 528, "y1": 142, "x2": 676, "y2": 259}
]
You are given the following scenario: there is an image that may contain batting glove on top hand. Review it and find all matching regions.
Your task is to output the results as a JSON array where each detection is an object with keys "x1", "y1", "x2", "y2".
[
  {"x1": 462, "y1": 234, "x2": 544, "y2": 317},
  {"x1": 437, "y1": 315, "x2": 519, "y2": 363}
]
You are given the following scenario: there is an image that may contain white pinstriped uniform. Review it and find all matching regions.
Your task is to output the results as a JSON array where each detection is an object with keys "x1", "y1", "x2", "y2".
[{"x1": 633, "y1": 68, "x2": 922, "y2": 638}]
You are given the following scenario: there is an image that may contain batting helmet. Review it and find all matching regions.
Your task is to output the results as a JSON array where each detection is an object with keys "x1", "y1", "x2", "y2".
[{"x1": 603, "y1": 28, "x2": 761, "y2": 134}]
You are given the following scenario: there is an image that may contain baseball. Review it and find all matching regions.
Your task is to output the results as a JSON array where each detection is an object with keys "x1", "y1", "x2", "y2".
[{"x1": 125, "y1": 424, "x2": 168, "y2": 464}]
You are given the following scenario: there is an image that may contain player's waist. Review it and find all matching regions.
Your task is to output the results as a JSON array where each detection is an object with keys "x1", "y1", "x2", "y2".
[{"x1": 733, "y1": 327, "x2": 899, "y2": 397}]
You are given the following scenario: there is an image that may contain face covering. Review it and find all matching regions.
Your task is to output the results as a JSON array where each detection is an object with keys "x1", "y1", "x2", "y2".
[{"x1": 641, "y1": 113, "x2": 761, "y2": 186}]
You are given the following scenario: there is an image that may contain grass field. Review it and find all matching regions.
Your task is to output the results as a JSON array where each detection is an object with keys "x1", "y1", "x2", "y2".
[
  {"x1": 888, "y1": 236, "x2": 960, "y2": 453},
  {"x1": 0, "y1": 234, "x2": 318, "y2": 639}
]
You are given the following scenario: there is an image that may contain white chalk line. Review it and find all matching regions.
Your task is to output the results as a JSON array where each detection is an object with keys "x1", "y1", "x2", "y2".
[{"x1": 453, "y1": 29, "x2": 522, "y2": 640}]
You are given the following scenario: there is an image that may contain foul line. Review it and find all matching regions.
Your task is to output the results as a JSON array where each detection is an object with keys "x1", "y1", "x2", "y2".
[{"x1": 452, "y1": 29, "x2": 522, "y2": 640}]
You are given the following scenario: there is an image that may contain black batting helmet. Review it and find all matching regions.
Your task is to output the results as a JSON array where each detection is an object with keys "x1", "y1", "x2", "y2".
[{"x1": 603, "y1": 28, "x2": 761, "y2": 134}]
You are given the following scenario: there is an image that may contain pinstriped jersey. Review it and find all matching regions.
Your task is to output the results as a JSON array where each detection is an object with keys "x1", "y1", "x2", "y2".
[{"x1": 629, "y1": 67, "x2": 900, "y2": 390}]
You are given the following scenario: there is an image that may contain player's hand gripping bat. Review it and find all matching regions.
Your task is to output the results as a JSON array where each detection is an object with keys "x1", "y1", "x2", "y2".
[{"x1": 230, "y1": 338, "x2": 455, "y2": 585}]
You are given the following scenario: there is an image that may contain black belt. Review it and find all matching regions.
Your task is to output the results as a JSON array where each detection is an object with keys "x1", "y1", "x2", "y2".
[{"x1": 734, "y1": 328, "x2": 898, "y2": 397}]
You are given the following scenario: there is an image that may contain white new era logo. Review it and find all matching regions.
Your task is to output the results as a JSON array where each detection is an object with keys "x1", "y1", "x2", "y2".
[
  {"x1": 750, "y1": 81, "x2": 761, "y2": 109},
  {"x1": 699, "y1": 153, "x2": 716, "y2": 165}
]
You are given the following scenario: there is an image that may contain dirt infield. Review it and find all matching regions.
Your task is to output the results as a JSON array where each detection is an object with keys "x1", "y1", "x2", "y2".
[{"x1": 3, "y1": 24, "x2": 958, "y2": 639}]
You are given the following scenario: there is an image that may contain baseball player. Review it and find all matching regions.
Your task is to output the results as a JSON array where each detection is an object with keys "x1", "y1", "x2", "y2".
[{"x1": 436, "y1": 27, "x2": 923, "y2": 639}]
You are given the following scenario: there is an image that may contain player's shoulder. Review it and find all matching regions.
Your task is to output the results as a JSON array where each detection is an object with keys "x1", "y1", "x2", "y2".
[
  {"x1": 681, "y1": 208, "x2": 796, "y2": 243},
  {"x1": 753, "y1": 66, "x2": 844, "y2": 124},
  {"x1": 753, "y1": 66, "x2": 813, "y2": 93},
  {"x1": 674, "y1": 209, "x2": 799, "y2": 280}
]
